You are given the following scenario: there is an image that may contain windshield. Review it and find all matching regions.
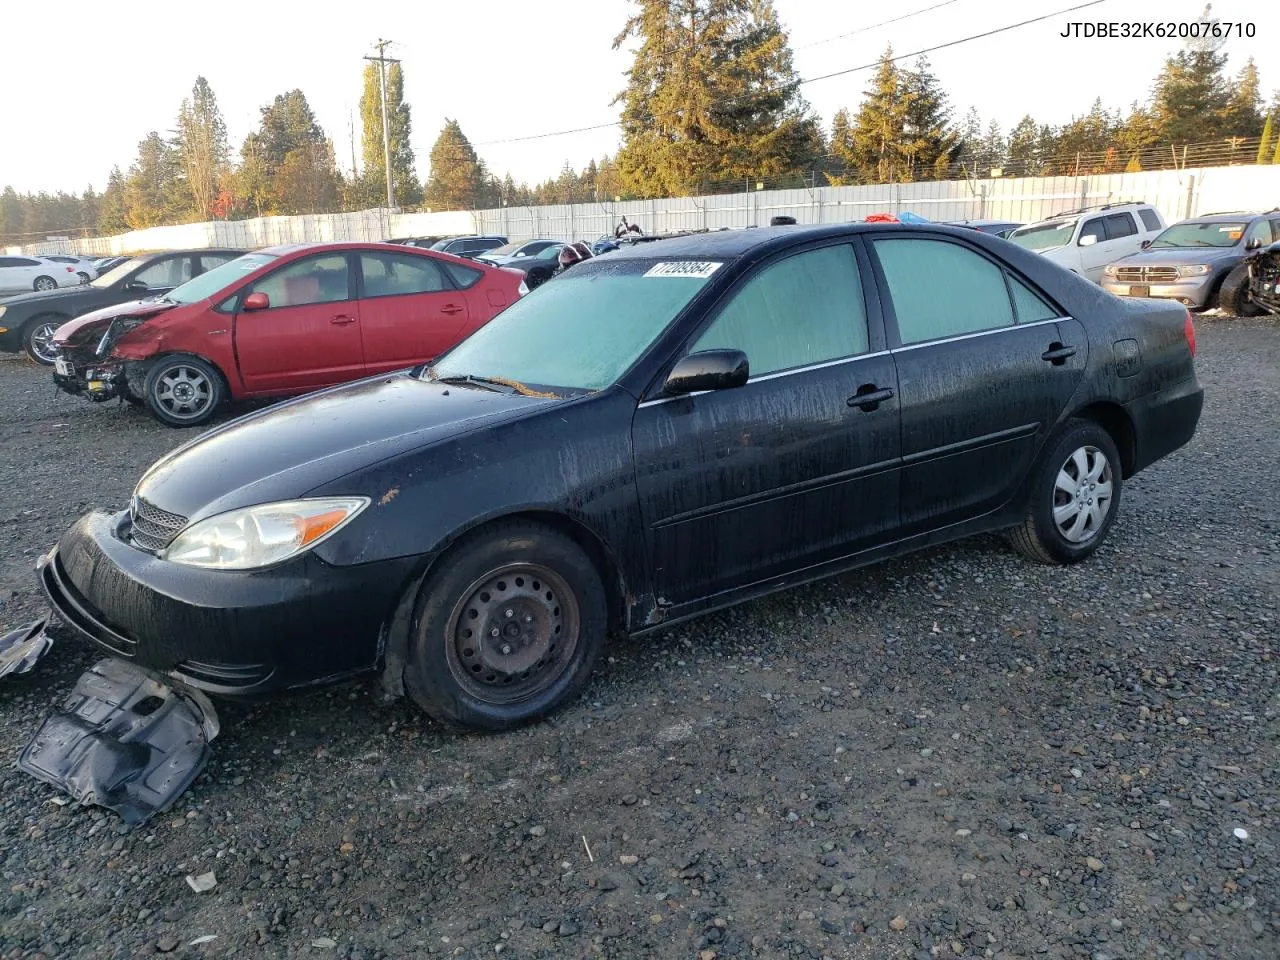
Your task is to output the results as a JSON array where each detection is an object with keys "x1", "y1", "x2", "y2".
[
  {"x1": 90, "y1": 256, "x2": 148, "y2": 288},
  {"x1": 426, "y1": 259, "x2": 719, "y2": 393},
  {"x1": 1150, "y1": 221, "x2": 1247, "y2": 248},
  {"x1": 1007, "y1": 220, "x2": 1077, "y2": 252},
  {"x1": 165, "y1": 253, "x2": 277, "y2": 304}
]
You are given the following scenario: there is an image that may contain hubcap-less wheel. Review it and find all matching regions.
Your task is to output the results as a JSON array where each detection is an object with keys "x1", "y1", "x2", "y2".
[
  {"x1": 153, "y1": 365, "x2": 214, "y2": 421},
  {"x1": 28, "y1": 322, "x2": 60, "y2": 363},
  {"x1": 446, "y1": 563, "x2": 580, "y2": 705},
  {"x1": 77, "y1": 271, "x2": 90, "y2": 284},
  {"x1": 34, "y1": 276, "x2": 56, "y2": 292},
  {"x1": 1052, "y1": 445, "x2": 1114, "y2": 544}
]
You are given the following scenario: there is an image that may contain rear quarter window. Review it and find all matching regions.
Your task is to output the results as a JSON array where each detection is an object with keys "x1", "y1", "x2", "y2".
[
  {"x1": 1138, "y1": 208, "x2": 1162, "y2": 231},
  {"x1": 443, "y1": 262, "x2": 483, "y2": 288}
]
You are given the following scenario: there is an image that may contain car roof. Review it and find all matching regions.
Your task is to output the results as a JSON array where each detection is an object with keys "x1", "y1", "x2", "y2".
[
  {"x1": 1174, "y1": 212, "x2": 1265, "y2": 224},
  {"x1": 600, "y1": 223, "x2": 991, "y2": 261}
]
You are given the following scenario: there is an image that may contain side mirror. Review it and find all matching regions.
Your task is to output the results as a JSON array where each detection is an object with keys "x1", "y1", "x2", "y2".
[
  {"x1": 242, "y1": 291, "x2": 270, "y2": 311},
  {"x1": 664, "y1": 349, "x2": 749, "y2": 396},
  {"x1": 1078, "y1": 234, "x2": 1099, "y2": 247},
  {"x1": 126, "y1": 279, "x2": 149, "y2": 292},
  {"x1": 1246, "y1": 237, "x2": 1262, "y2": 250},
  {"x1": 1140, "y1": 239, "x2": 1152, "y2": 249}
]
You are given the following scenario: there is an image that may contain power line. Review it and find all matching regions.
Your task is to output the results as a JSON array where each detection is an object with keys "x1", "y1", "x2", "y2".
[
  {"x1": 794, "y1": 0, "x2": 966, "y2": 50},
  {"x1": 469, "y1": 0, "x2": 1110, "y2": 147}
]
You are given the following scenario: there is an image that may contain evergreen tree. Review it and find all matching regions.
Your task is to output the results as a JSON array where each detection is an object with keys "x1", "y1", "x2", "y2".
[
  {"x1": 236, "y1": 91, "x2": 339, "y2": 216},
  {"x1": 1007, "y1": 115, "x2": 1040, "y2": 176},
  {"x1": 1151, "y1": 50, "x2": 1230, "y2": 143},
  {"x1": 424, "y1": 120, "x2": 485, "y2": 210},
  {"x1": 1220, "y1": 57, "x2": 1263, "y2": 138},
  {"x1": 97, "y1": 167, "x2": 129, "y2": 233},
  {"x1": 275, "y1": 141, "x2": 341, "y2": 214},
  {"x1": 826, "y1": 108, "x2": 855, "y2": 185},
  {"x1": 122, "y1": 132, "x2": 184, "y2": 228},
  {"x1": 1259, "y1": 115, "x2": 1274, "y2": 164},
  {"x1": 175, "y1": 76, "x2": 229, "y2": 220},
  {"x1": 845, "y1": 48, "x2": 911, "y2": 183},
  {"x1": 613, "y1": 0, "x2": 820, "y2": 196},
  {"x1": 981, "y1": 120, "x2": 1006, "y2": 172},
  {"x1": 0, "y1": 186, "x2": 22, "y2": 244},
  {"x1": 899, "y1": 56, "x2": 957, "y2": 180},
  {"x1": 359, "y1": 62, "x2": 421, "y2": 207}
]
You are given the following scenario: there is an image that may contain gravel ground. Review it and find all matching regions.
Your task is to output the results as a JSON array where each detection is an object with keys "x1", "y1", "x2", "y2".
[{"x1": 0, "y1": 320, "x2": 1276, "y2": 960}]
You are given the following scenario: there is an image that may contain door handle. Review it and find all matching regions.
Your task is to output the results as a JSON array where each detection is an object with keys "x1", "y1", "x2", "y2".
[
  {"x1": 1042, "y1": 342, "x2": 1077, "y2": 364},
  {"x1": 440, "y1": 304, "x2": 464, "y2": 315},
  {"x1": 330, "y1": 315, "x2": 357, "y2": 325},
  {"x1": 847, "y1": 385, "x2": 894, "y2": 411}
]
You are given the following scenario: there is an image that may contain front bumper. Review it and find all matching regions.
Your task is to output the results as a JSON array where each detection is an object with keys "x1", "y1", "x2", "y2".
[
  {"x1": 52, "y1": 360, "x2": 126, "y2": 401},
  {"x1": 1101, "y1": 276, "x2": 1214, "y2": 308},
  {"x1": 38, "y1": 510, "x2": 419, "y2": 696}
]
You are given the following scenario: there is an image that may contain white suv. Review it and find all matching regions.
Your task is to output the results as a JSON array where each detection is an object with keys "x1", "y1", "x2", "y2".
[{"x1": 1006, "y1": 203, "x2": 1166, "y2": 283}]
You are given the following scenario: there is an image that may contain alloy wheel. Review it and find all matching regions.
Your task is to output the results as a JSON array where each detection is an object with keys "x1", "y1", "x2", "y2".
[
  {"x1": 27, "y1": 323, "x2": 60, "y2": 364},
  {"x1": 153, "y1": 366, "x2": 214, "y2": 421},
  {"x1": 1052, "y1": 445, "x2": 1114, "y2": 544},
  {"x1": 34, "y1": 277, "x2": 56, "y2": 292}
]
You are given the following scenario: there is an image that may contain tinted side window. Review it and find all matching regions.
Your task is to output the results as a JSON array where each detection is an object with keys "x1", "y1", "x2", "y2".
[
  {"x1": 359, "y1": 252, "x2": 448, "y2": 297},
  {"x1": 1271, "y1": 220, "x2": 1280, "y2": 244},
  {"x1": 443, "y1": 262, "x2": 482, "y2": 288},
  {"x1": 134, "y1": 257, "x2": 193, "y2": 288},
  {"x1": 1138, "y1": 208, "x2": 1162, "y2": 231},
  {"x1": 0, "y1": 258, "x2": 17, "y2": 268},
  {"x1": 1078, "y1": 219, "x2": 1106, "y2": 244},
  {"x1": 1104, "y1": 213, "x2": 1137, "y2": 241},
  {"x1": 1008, "y1": 275, "x2": 1058, "y2": 322},
  {"x1": 691, "y1": 244, "x2": 868, "y2": 376},
  {"x1": 874, "y1": 238, "x2": 1014, "y2": 345},
  {"x1": 251, "y1": 254, "x2": 351, "y2": 308}
]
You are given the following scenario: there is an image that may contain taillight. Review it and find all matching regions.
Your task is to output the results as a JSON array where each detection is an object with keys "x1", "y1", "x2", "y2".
[
  {"x1": 1184, "y1": 309, "x2": 1196, "y2": 358},
  {"x1": 65, "y1": 266, "x2": 75, "y2": 272}
]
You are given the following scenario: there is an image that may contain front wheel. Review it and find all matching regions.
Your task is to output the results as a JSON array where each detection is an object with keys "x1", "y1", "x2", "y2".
[
  {"x1": 142, "y1": 355, "x2": 225, "y2": 427},
  {"x1": 1007, "y1": 419, "x2": 1123, "y2": 565},
  {"x1": 404, "y1": 521, "x2": 607, "y2": 731},
  {"x1": 33, "y1": 275, "x2": 57, "y2": 292},
  {"x1": 1215, "y1": 264, "x2": 1263, "y2": 317},
  {"x1": 23, "y1": 318, "x2": 63, "y2": 365}
]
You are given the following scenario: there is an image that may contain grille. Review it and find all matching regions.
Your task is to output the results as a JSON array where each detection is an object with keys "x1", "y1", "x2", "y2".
[
  {"x1": 129, "y1": 497, "x2": 188, "y2": 552},
  {"x1": 1115, "y1": 266, "x2": 1179, "y2": 283}
]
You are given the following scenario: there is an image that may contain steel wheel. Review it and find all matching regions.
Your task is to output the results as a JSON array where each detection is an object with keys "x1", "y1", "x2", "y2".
[
  {"x1": 444, "y1": 562, "x2": 581, "y2": 705},
  {"x1": 33, "y1": 276, "x2": 57, "y2": 292},
  {"x1": 152, "y1": 365, "x2": 215, "y2": 421},
  {"x1": 26, "y1": 321, "x2": 60, "y2": 364},
  {"x1": 1052, "y1": 445, "x2": 1114, "y2": 544}
]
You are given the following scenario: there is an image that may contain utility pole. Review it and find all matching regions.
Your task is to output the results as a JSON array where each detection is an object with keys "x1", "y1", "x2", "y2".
[{"x1": 364, "y1": 39, "x2": 399, "y2": 211}]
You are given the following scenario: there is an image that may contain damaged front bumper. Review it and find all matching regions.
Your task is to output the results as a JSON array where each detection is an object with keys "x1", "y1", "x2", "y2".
[
  {"x1": 18, "y1": 657, "x2": 219, "y2": 824},
  {"x1": 52, "y1": 357, "x2": 131, "y2": 403},
  {"x1": 0, "y1": 619, "x2": 54, "y2": 676}
]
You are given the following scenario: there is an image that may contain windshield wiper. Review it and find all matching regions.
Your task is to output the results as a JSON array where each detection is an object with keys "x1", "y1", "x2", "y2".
[{"x1": 431, "y1": 374, "x2": 518, "y2": 395}]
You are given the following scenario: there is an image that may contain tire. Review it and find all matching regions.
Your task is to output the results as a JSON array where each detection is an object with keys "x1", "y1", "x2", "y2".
[
  {"x1": 1215, "y1": 264, "x2": 1263, "y2": 317},
  {"x1": 33, "y1": 275, "x2": 57, "y2": 292},
  {"x1": 404, "y1": 521, "x2": 607, "y2": 731},
  {"x1": 525, "y1": 268, "x2": 551, "y2": 290},
  {"x1": 1007, "y1": 419, "x2": 1123, "y2": 565},
  {"x1": 76, "y1": 271, "x2": 91, "y2": 285},
  {"x1": 23, "y1": 316, "x2": 64, "y2": 365},
  {"x1": 142, "y1": 355, "x2": 225, "y2": 427}
]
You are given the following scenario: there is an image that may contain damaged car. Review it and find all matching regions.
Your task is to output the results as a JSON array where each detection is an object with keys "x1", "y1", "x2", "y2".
[
  {"x1": 50, "y1": 242, "x2": 527, "y2": 426},
  {"x1": 34, "y1": 224, "x2": 1203, "y2": 735}
]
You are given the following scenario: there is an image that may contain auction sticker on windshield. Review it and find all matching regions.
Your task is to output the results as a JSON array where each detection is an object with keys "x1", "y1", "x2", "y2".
[{"x1": 644, "y1": 261, "x2": 723, "y2": 279}]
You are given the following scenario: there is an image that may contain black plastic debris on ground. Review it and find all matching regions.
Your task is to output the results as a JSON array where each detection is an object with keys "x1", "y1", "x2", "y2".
[
  {"x1": 0, "y1": 619, "x2": 54, "y2": 677},
  {"x1": 18, "y1": 658, "x2": 220, "y2": 825}
]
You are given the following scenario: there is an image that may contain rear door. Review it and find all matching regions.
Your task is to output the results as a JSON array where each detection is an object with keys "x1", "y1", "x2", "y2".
[
  {"x1": 233, "y1": 252, "x2": 364, "y2": 393},
  {"x1": 868, "y1": 233, "x2": 1087, "y2": 534},
  {"x1": 632, "y1": 241, "x2": 900, "y2": 606},
  {"x1": 356, "y1": 250, "x2": 470, "y2": 373}
]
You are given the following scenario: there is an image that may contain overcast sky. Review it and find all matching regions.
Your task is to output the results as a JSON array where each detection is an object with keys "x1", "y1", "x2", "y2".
[{"x1": 1, "y1": 0, "x2": 1275, "y2": 195}]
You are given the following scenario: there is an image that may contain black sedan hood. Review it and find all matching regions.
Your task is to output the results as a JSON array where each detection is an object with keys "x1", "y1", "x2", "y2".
[
  {"x1": 0, "y1": 285, "x2": 94, "y2": 307},
  {"x1": 136, "y1": 374, "x2": 563, "y2": 521}
]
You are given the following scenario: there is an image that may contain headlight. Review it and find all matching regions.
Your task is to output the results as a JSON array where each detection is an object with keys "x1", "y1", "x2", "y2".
[
  {"x1": 1103, "y1": 264, "x2": 1119, "y2": 277},
  {"x1": 0, "y1": 306, "x2": 7, "y2": 320},
  {"x1": 163, "y1": 497, "x2": 369, "y2": 570},
  {"x1": 1177, "y1": 264, "x2": 1211, "y2": 277}
]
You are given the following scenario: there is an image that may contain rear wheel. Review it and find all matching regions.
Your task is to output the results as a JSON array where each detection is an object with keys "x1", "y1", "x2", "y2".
[
  {"x1": 1216, "y1": 264, "x2": 1263, "y2": 316},
  {"x1": 23, "y1": 317, "x2": 63, "y2": 365},
  {"x1": 1008, "y1": 419, "x2": 1122, "y2": 565},
  {"x1": 143, "y1": 355, "x2": 225, "y2": 427},
  {"x1": 76, "y1": 271, "x2": 91, "y2": 285},
  {"x1": 525, "y1": 268, "x2": 552, "y2": 290},
  {"x1": 404, "y1": 521, "x2": 607, "y2": 730}
]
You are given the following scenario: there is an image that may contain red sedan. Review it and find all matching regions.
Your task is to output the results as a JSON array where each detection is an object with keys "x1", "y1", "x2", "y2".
[{"x1": 50, "y1": 242, "x2": 527, "y2": 426}]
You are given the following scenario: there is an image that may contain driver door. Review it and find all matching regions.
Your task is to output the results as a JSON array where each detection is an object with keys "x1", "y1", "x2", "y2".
[{"x1": 631, "y1": 241, "x2": 900, "y2": 608}]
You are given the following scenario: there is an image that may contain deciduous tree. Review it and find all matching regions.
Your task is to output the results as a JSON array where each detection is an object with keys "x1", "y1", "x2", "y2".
[{"x1": 360, "y1": 62, "x2": 421, "y2": 207}]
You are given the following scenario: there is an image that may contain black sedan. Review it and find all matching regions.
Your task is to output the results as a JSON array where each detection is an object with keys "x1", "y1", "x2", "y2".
[
  {"x1": 37, "y1": 224, "x2": 1203, "y2": 731},
  {"x1": 0, "y1": 249, "x2": 244, "y2": 364}
]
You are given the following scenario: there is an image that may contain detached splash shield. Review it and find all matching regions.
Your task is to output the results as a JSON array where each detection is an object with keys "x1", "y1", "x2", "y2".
[
  {"x1": 0, "y1": 620, "x2": 54, "y2": 677},
  {"x1": 18, "y1": 658, "x2": 220, "y2": 824}
]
